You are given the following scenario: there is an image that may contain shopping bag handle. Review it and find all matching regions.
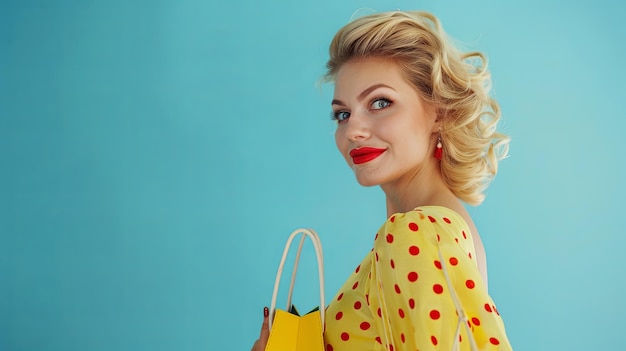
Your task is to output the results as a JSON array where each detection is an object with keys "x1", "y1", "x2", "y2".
[{"x1": 268, "y1": 228, "x2": 325, "y2": 329}]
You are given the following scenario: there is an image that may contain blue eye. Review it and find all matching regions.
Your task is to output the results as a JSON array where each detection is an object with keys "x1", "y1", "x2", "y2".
[
  {"x1": 331, "y1": 110, "x2": 351, "y2": 122},
  {"x1": 371, "y1": 98, "x2": 391, "y2": 110}
]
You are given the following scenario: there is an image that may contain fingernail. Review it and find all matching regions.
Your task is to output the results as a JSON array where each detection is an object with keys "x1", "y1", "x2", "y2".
[{"x1": 264, "y1": 307, "x2": 269, "y2": 318}]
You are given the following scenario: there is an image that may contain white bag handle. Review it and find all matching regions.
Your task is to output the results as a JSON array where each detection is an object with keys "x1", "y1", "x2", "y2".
[
  {"x1": 268, "y1": 228, "x2": 325, "y2": 329},
  {"x1": 437, "y1": 249, "x2": 479, "y2": 351}
]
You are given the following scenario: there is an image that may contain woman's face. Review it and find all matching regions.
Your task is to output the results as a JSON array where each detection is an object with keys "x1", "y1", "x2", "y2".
[{"x1": 332, "y1": 57, "x2": 439, "y2": 188}]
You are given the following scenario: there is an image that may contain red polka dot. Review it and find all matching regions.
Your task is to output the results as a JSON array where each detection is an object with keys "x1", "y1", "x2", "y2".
[
  {"x1": 398, "y1": 308, "x2": 405, "y2": 318},
  {"x1": 394, "y1": 284, "x2": 401, "y2": 294},
  {"x1": 449, "y1": 257, "x2": 458, "y2": 266},
  {"x1": 355, "y1": 265, "x2": 360, "y2": 273},
  {"x1": 409, "y1": 245, "x2": 420, "y2": 255},
  {"x1": 354, "y1": 301, "x2": 362, "y2": 310},
  {"x1": 407, "y1": 271, "x2": 419, "y2": 282},
  {"x1": 434, "y1": 260, "x2": 442, "y2": 269},
  {"x1": 408, "y1": 298, "x2": 415, "y2": 309},
  {"x1": 337, "y1": 293, "x2": 343, "y2": 301},
  {"x1": 484, "y1": 303, "x2": 493, "y2": 312},
  {"x1": 352, "y1": 281, "x2": 359, "y2": 289},
  {"x1": 375, "y1": 252, "x2": 379, "y2": 262},
  {"x1": 433, "y1": 284, "x2": 444, "y2": 294},
  {"x1": 431, "y1": 336, "x2": 438, "y2": 345},
  {"x1": 335, "y1": 311, "x2": 343, "y2": 320},
  {"x1": 428, "y1": 216, "x2": 436, "y2": 223},
  {"x1": 401, "y1": 333, "x2": 406, "y2": 343},
  {"x1": 377, "y1": 308, "x2": 382, "y2": 317},
  {"x1": 466, "y1": 280, "x2": 475, "y2": 289},
  {"x1": 430, "y1": 310, "x2": 440, "y2": 320},
  {"x1": 462, "y1": 231, "x2": 467, "y2": 239},
  {"x1": 459, "y1": 335, "x2": 462, "y2": 342},
  {"x1": 390, "y1": 215, "x2": 395, "y2": 222},
  {"x1": 495, "y1": 307, "x2": 500, "y2": 316},
  {"x1": 341, "y1": 332, "x2": 349, "y2": 341},
  {"x1": 468, "y1": 252, "x2": 473, "y2": 259},
  {"x1": 389, "y1": 345, "x2": 394, "y2": 351},
  {"x1": 471, "y1": 317, "x2": 481, "y2": 326},
  {"x1": 374, "y1": 233, "x2": 379, "y2": 241},
  {"x1": 386, "y1": 234, "x2": 394, "y2": 243},
  {"x1": 443, "y1": 217, "x2": 451, "y2": 223},
  {"x1": 490, "y1": 337, "x2": 500, "y2": 345},
  {"x1": 326, "y1": 344, "x2": 334, "y2": 351},
  {"x1": 390, "y1": 259, "x2": 395, "y2": 269},
  {"x1": 437, "y1": 234, "x2": 440, "y2": 242},
  {"x1": 360, "y1": 322, "x2": 370, "y2": 330},
  {"x1": 375, "y1": 337, "x2": 382, "y2": 344},
  {"x1": 408, "y1": 222, "x2": 418, "y2": 231},
  {"x1": 365, "y1": 294, "x2": 369, "y2": 305},
  {"x1": 455, "y1": 238, "x2": 459, "y2": 243}
]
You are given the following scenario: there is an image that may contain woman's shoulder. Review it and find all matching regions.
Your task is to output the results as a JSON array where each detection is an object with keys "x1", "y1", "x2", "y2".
[
  {"x1": 383, "y1": 206, "x2": 471, "y2": 233},
  {"x1": 375, "y1": 206, "x2": 478, "y2": 258}
]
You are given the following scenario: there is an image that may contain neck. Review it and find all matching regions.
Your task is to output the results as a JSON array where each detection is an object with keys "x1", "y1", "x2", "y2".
[{"x1": 382, "y1": 160, "x2": 456, "y2": 217}]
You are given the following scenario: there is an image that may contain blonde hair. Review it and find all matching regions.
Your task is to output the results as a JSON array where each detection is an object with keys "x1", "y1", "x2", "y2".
[{"x1": 325, "y1": 11, "x2": 509, "y2": 205}]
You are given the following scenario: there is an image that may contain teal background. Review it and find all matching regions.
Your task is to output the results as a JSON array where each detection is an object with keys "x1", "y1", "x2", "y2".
[{"x1": 1, "y1": 0, "x2": 624, "y2": 350}]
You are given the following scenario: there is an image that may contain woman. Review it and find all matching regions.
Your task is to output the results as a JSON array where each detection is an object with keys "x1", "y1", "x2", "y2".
[{"x1": 253, "y1": 10, "x2": 512, "y2": 351}]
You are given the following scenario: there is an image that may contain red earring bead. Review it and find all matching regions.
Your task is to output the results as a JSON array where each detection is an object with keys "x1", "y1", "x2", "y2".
[{"x1": 434, "y1": 137, "x2": 443, "y2": 160}]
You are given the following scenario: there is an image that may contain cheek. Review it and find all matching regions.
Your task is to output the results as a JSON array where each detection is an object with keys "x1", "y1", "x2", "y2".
[
  {"x1": 334, "y1": 127, "x2": 353, "y2": 165},
  {"x1": 385, "y1": 120, "x2": 430, "y2": 155},
  {"x1": 334, "y1": 127, "x2": 345, "y2": 153}
]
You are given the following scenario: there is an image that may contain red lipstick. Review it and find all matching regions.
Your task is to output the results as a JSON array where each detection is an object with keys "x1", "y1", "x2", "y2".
[{"x1": 349, "y1": 147, "x2": 386, "y2": 165}]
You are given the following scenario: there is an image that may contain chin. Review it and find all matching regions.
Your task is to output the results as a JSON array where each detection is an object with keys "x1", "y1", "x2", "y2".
[{"x1": 354, "y1": 175, "x2": 383, "y2": 187}]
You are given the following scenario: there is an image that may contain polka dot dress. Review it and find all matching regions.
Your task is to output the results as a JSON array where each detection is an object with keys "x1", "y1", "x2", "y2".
[{"x1": 324, "y1": 206, "x2": 512, "y2": 351}]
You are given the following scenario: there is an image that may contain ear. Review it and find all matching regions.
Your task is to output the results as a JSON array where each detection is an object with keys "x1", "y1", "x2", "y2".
[{"x1": 430, "y1": 104, "x2": 443, "y2": 134}]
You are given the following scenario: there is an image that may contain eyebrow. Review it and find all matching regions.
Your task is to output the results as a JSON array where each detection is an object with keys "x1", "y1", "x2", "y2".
[{"x1": 331, "y1": 83, "x2": 394, "y2": 106}]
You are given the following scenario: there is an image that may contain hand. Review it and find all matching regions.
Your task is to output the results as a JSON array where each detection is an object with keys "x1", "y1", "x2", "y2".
[{"x1": 250, "y1": 307, "x2": 270, "y2": 351}]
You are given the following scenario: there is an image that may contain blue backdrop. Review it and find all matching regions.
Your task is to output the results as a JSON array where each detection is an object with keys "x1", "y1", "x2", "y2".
[{"x1": 1, "y1": 0, "x2": 624, "y2": 350}]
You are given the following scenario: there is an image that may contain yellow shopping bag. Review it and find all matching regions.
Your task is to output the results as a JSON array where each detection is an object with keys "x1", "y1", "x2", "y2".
[{"x1": 265, "y1": 229, "x2": 325, "y2": 351}]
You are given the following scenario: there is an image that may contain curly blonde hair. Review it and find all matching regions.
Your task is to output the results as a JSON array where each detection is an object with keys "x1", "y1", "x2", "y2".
[{"x1": 325, "y1": 11, "x2": 509, "y2": 205}]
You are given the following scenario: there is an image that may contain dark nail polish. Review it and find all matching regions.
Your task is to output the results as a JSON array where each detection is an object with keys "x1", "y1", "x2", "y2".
[{"x1": 264, "y1": 307, "x2": 269, "y2": 318}]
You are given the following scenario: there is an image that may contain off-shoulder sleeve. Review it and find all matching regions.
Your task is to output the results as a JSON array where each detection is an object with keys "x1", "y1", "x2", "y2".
[{"x1": 369, "y1": 208, "x2": 512, "y2": 350}]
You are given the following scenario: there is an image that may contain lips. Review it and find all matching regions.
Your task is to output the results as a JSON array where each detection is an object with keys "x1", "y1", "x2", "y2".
[{"x1": 349, "y1": 147, "x2": 386, "y2": 165}]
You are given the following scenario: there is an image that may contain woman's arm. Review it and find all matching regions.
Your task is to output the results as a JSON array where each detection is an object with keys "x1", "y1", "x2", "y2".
[{"x1": 372, "y1": 208, "x2": 511, "y2": 350}]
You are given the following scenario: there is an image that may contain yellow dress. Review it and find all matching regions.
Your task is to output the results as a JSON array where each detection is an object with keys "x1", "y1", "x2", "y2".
[{"x1": 324, "y1": 206, "x2": 512, "y2": 351}]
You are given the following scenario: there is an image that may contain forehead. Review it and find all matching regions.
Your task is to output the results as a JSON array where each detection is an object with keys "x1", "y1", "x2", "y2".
[{"x1": 334, "y1": 57, "x2": 411, "y2": 97}]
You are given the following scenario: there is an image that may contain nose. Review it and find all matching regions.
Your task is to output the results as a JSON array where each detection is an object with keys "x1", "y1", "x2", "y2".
[{"x1": 343, "y1": 112, "x2": 371, "y2": 141}]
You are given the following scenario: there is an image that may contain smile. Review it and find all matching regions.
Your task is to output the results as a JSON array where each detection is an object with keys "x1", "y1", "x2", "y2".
[{"x1": 349, "y1": 147, "x2": 386, "y2": 165}]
